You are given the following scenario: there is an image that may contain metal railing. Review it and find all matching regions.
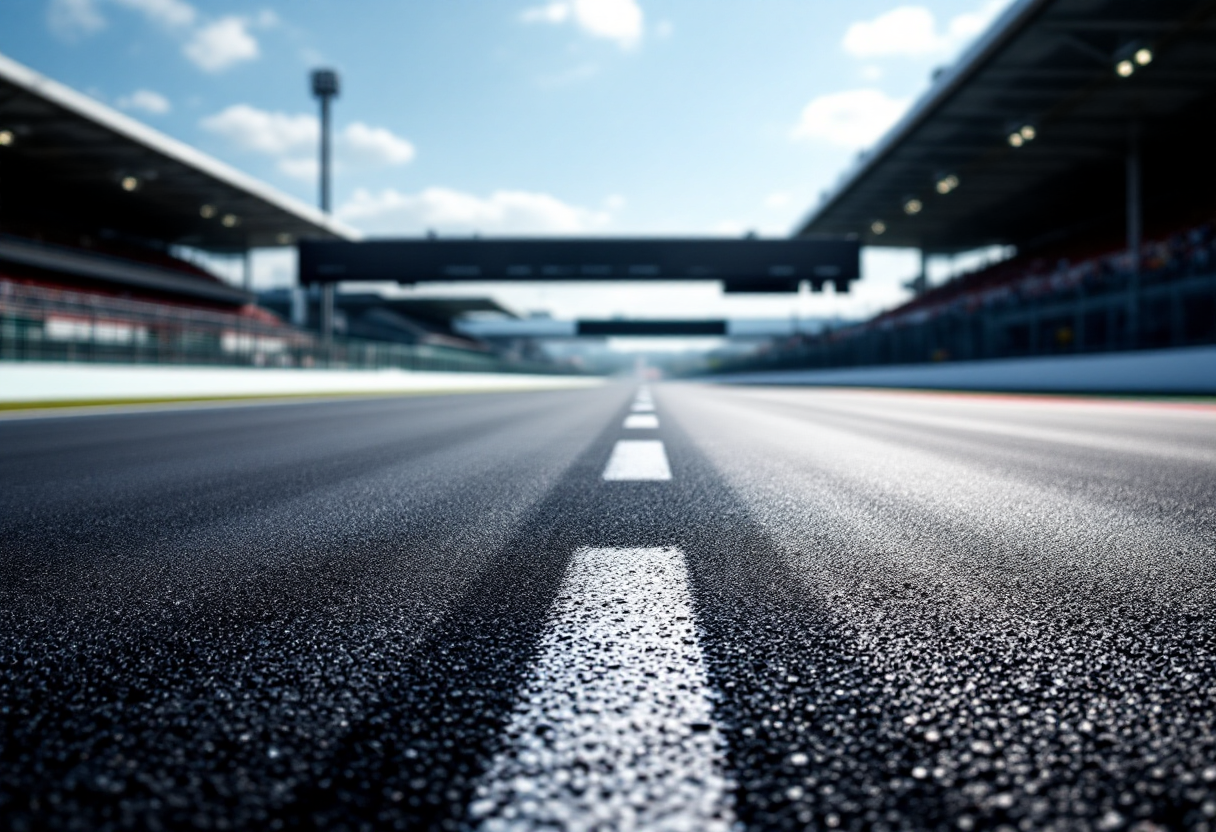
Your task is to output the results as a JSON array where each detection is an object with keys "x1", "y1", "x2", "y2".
[
  {"x1": 0, "y1": 280, "x2": 572, "y2": 376},
  {"x1": 709, "y1": 267, "x2": 1216, "y2": 375}
]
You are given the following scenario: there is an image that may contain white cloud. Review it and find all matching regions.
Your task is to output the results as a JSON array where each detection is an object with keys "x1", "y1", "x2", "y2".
[
  {"x1": 791, "y1": 88, "x2": 911, "y2": 150},
  {"x1": 342, "y1": 122, "x2": 416, "y2": 166},
  {"x1": 201, "y1": 105, "x2": 416, "y2": 177},
  {"x1": 522, "y1": 0, "x2": 644, "y2": 49},
  {"x1": 338, "y1": 187, "x2": 613, "y2": 235},
  {"x1": 50, "y1": 0, "x2": 198, "y2": 39},
  {"x1": 251, "y1": 248, "x2": 297, "y2": 290},
  {"x1": 183, "y1": 15, "x2": 260, "y2": 72},
  {"x1": 842, "y1": 0, "x2": 1011, "y2": 59},
  {"x1": 111, "y1": 0, "x2": 196, "y2": 28},
  {"x1": 116, "y1": 88, "x2": 171, "y2": 114},
  {"x1": 277, "y1": 157, "x2": 319, "y2": 181},
  {"x1": 572, "y1": 0, "x2": 643, "y2": 47},
  {"x1": 521, "y1": 2, "x2": 570, "y2": 24},
  {"x1": 710, "y1": 220, "x2": 750, "y2": 237},
  {"x1": 201, "y1": 104, "x2": 317, "y2": 154},
  {"x1": 948, "y1": 0, "x2": 1012, "y2": 42},
  {"x1": 48, "y1": 0, "x2": 105, "y2": 40},
  {"x1": 843, "y1": 6, "x2": 941, "y2": 58},
  {"x1": 46, "y1": 0, "x2": 278, "y2": 77},
  {"x1": 764, "y1": 192, "x2": 792, "y2": 209}
]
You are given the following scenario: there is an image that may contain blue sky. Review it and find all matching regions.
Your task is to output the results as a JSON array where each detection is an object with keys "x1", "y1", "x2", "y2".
[{"x1": 2, "y1": 0, "x2": 1011, "y2": 320}]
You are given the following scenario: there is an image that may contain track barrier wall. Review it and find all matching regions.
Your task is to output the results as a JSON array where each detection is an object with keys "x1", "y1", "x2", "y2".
[{"x1": 713, "y1": 344, "x2": 1216, "y2": 395}]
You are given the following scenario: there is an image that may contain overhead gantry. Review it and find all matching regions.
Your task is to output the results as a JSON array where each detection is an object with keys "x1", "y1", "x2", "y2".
[{"x1": 298, "y1": 237, "x2": 860, "y2": 295}]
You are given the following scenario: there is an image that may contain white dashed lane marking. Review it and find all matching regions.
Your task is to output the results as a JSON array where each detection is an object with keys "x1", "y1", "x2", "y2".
[
  {"x1": 624, "y1": 413, "x2": 660, "y2": 430},
  {"x1": 631, "y1": 402, "x2": 656, "y2": 413},
  {"x1": 602, "y1": 440, "x2": 672, "y2": 481},
  {"x1": 468, "y1": 547, "x2": 734, "y2": 832}
]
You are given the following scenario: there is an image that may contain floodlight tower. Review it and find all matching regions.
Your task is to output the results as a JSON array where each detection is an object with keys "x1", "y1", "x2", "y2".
[{"x1": 311, "y1": 68, "x2": 339, "y2": 344}]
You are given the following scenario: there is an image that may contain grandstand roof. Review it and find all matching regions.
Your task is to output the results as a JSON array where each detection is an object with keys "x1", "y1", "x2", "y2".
[
  {"x1": 797, "y1": 0, "x2": 1216, "y2": 253},
  {"x1": 0, "y1": 51, "x2": 358, "y2": 253}
]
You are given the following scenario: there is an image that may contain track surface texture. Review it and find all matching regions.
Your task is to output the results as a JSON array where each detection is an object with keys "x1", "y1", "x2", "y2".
[{"x1": 2, "y1": 384, "x2": 1214, "y2": 832}]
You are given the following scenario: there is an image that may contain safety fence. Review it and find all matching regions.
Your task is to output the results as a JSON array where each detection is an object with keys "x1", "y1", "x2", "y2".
[
  {"x1": 0, "y1": 280, "x2": 571, "y2": 376},
  {"x1": 709, "y1": 269, "x2": 1216, "y2": 375}
]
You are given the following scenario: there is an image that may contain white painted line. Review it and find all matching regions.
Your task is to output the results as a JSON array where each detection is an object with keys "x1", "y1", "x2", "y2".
[
  {"x1": 631, "y1": 402, "x2": 655, "y2": 412},
  {"x1": 469, "y1": 547, "x2": 734, "y2": 832},
  {"x1": 602, "y1": 440, "x2": 672, "y2": 481},
  {"x1": 624, "y1": 413, "x2": 660, "y2": 429}
]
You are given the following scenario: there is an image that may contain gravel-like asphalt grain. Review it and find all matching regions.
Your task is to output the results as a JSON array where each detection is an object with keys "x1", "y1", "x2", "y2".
[{"x1": 1, "y1": 384, "x2": 1214, "y2": 831}]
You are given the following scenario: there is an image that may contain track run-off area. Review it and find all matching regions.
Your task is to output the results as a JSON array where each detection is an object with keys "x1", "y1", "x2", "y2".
[{"x1": 2, "y1": 383, "x2": 1215, "y2": 831}]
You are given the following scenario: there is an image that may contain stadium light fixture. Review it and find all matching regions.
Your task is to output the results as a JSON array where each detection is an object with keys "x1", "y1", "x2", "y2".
[
  {"x1": 0, "y1": 130, "x2": 12, "y2": 146},
  {"x1": 870, "y1": 220, "x2": 886, "y2": 235},
  {"x1": 903, "y1": 198, "x2": 923, "y2": 215},
  {"x1": 1007, "y1": 121, "x2": 1036, "y2": 148},
  {"x1": 221, "y1": 214, "x2": 239, "y2": 228},
  {"x1": 1113, "y1": 39, "x2": 1153, "y2": 78},
  {"x1": 311, "y1": 68, "x2": 341, "y2": 346},
  {"x1": 935, "y1": 174, "x2": 960, "y2": 195},
  {"x1": 120, "y1": 175, "x2": 139, "y2": 192},
  {"x1": 310, "y1": 69, "x2": 340, "y2": 215},
  {"x1": 200, "y1": 204, "x2": 216, "y2": 219}
]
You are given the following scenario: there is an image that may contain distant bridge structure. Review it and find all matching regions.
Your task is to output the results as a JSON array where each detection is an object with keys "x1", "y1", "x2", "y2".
[{"x1": 454, "y1": 317, "x2": 831, "y2": 340}]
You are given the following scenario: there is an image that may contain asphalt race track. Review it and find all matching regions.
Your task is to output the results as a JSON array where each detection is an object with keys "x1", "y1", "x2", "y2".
[{"x1": 2, "y1": 384, "x2": 1215, "y2": 832}]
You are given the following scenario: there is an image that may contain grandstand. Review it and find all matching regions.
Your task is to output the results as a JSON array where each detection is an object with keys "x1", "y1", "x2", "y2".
[
  {"x1": 728, "y1": 0, "x2": 1216, "y2": 376},
  {"x1": 0, "y1": 49, "x2": 344, "y2": 365},
  {"x1": 256, "y1": 289, "x2": 508, "y2": 352},
  {"x1": 0, "y1": 51, "x2": 564, "y2": 375}
]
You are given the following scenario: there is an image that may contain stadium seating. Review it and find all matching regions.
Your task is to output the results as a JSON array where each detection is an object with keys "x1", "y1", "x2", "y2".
[
  {"x1": 725, "y1": 219, "x2": 1216, "y2": 372},
  {"x1": 875, "y1": 221, "x2": 1216, "y2": 331}
]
